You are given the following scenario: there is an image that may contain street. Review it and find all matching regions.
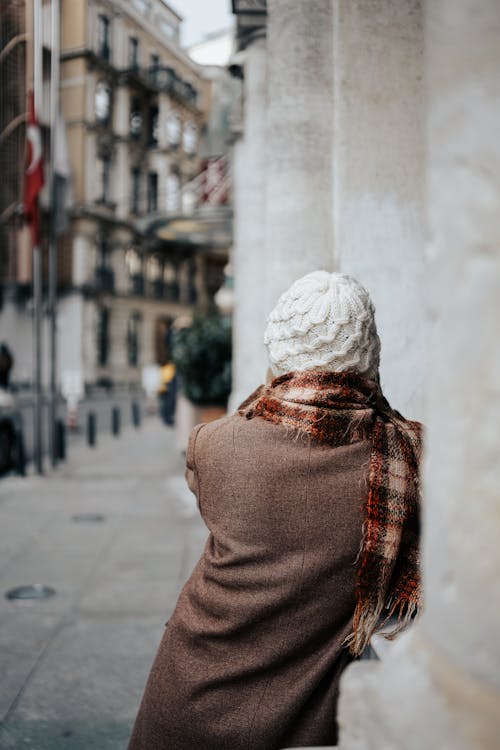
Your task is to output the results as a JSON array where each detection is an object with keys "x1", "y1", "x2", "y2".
[{"x1": 0, "y1": 418, "x2": 207, "y2": 749}]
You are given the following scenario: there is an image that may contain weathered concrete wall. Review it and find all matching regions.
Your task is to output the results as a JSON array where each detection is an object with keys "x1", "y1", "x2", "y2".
[
  {"x1": 338, "y1": 1, "x2": 500, "y2": 747},
  {"x1": 229, "y1": 35, "x2": 269, "y2": 409},
  {"x1": 265, "y1": 0, "x2": 334, "y2": 313},
  {"x1": 333, "y1": 0, "x2": 425, "y2": 419}
]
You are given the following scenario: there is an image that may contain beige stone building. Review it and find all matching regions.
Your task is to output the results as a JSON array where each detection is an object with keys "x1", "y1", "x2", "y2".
[{"x1": 58, "y1": 0, "x2": 215, "y2": 389}]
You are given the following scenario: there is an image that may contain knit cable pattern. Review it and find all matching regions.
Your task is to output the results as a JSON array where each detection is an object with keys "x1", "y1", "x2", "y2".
[{"x1": 264, "y1": 271, "x2": 381, "y2": 378}]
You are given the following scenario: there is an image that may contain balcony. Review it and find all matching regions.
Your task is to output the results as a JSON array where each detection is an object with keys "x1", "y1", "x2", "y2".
[{"x1": 119, "y1": 64, "x2": 199, "y2": 109}]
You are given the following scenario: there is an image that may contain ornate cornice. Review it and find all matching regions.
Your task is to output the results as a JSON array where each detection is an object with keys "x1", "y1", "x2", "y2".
[
  {"x1": 231, "y1": 0, "x2": 267, "y2": 48},
  {"x1": 231, "y1": 0, "x2": 267, "y2": 12}
]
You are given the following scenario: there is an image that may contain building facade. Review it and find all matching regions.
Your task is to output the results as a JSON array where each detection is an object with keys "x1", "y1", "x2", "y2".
[
  {"x1": 0, "y1": 0, "x2": 231, "y2": 395},
  {"x1": 58, "y1": 0, "x2": 213, "y2": 392}
]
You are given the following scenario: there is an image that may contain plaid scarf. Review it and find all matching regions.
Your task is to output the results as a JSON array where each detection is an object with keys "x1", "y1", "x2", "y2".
[{"x1": 239, "y1": 370, "x2": 423, "y2": 656}]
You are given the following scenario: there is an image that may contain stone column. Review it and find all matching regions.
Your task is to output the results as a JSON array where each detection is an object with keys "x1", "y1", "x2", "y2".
[
  {"x1": 265, "y1": 0, "x2": 334, "y2": 312},
  {"x1": 332, "y1": 0, "x2": 425, "y2": 419},
  {"x1": 229, "y1": 33, "x2": 269, "y2": 409},
  {"x1": 338, "y1": 2, "x2": 500, "y2": 748}
]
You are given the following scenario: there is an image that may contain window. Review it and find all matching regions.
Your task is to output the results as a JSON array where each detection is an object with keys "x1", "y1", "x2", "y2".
[
  {"x1": 131, "y1": 168, "x2": 141, "y2": 214},
  {"x1": 150, "y1": 53, "x2": 160, "y2": 85},
  {"x1": 97, "y1": 15, "x2": 110, "y2": 61},
  {"x1": 129, "y1": 36, "x2": 139, "y2": 70},
  {"x1": 126, "y1": 248, "x2": 142, "y2": 276},
  {"x1": 184, "y1": 82, "x2": 198, "y2": 105},
  {"x1": 97, "y1": 156, "x2": 111, "y2": 203},
  {"x1": 166, "y1": 173, "x2": 180, "y2": 213},
  {"x1": 126, "y1": 248, "x2": 144, "y2": 295},
  {"x1": 146, "y1": 254, "x2": 162, "y2": 283},
  {"x1": 94, "y1": 80, "x2": 111, "y2": 125},
  {"x1": 166, "y1": 111, "x2": 180, "y2": 148},
  {"x1": 149, "y1": 106, "x2": 159, "y2": 146},
  {"x1": 97, "y1": 307, "x2": 110, "y2": 366},
  {"x1": 127, "y1": 312, "x2": 141, "y2": 367},
  {"x1": 130, "y1": 98, "x2": 143, "y2": 138},
  {"x1": 147, "y1": 254, "x2": 163, "y2": 298},
  {"x1": 97, "y1": 237, "x2": 110, "y2": 268},
  {"x1": 95, "y1": 237, "x2": 114, "y2": 291},
  {"x1": 183, "y1": 121, "x2": 197, "y2": 155},
  {"x1": 164, "y1": 262, "x2": 179, "y2": 301},
  {"x1": 147, "y1": 172, "x2": 158, "y2": 213}
]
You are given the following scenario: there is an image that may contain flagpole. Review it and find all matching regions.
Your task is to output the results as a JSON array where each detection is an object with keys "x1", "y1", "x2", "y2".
[
  {"x1": 33, "y1": 0, "x2": 43, "y2": 475},
  {"x1": 48, "y1": 0, "x2": 60, "y2": 466}
]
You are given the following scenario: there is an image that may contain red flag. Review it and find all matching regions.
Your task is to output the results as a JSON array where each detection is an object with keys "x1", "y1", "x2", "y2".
[{"x1": 24, "y1": 90, "x2": 45, "y2": 245}]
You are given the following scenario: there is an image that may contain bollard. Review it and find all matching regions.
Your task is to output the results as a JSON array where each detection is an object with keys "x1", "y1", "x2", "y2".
[
  {"x1": 87, "y1": 412, "x2": 97, "y2": 447},
  {"x1": 55, "y1": 419, "x2": 66, "y2": 461},
  {"x1": 14, "y1": 428, "x2": 26, "y2": 476},
  {"x1": 132, "y1": 400, "x2": 141, "y2": 428},
  {"x1": 111, "y1": 406, "x2": 121, "y2": 436}
]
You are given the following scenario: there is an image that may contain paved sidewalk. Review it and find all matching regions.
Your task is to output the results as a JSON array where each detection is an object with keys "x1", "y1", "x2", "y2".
[{"x1": 0, "y1": 419, "x2": 207, "y2": 749}]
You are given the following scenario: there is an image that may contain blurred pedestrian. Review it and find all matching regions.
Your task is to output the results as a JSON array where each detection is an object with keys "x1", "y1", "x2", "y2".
[
  {"x1": 158, "y1": 360, "x2": 177, "y2": 426},
  {"x1": 128, "y1": 271, "x2": 423, "y2": 750}
]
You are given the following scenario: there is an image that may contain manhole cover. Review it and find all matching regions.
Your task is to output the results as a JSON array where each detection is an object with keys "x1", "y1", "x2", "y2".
[
  {"x1": 6, "y1": 584, "x2": 56, "y2": 601},
  {"x1": 72, "y1": 513, "x2": 106, "y2": 523}
]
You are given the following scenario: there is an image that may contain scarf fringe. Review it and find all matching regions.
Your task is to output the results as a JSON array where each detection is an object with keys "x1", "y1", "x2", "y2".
[{"x1": 344, "y1": 596, "x2": 419, "y2": 656}]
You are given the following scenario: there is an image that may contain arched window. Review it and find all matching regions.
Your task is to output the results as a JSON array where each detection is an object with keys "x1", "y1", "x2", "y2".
[
  {"x1": 183, "y1": 121, "x2": 197, "y2": 155},
  {"x1": 126, "y1": 248, "x2": 144, "y2": 295},
  {"x1": 166, "y1": 173, "x2": 180, "y2": 213},
  {"x1": 166, "y1": 111, "x2": 181, "y2": 148},
  {"x1": 164, "y1": 261, "x2": 179, "y2": 301},
  {"x1": 126, "y1": 248, "x2": 142, "y2": 276},
  {"x1": 146, "y1": 254, "x2": 162, "y2": 282},
  {"x1": 127, "y1": 312, "x2": 141, "y2": 367},
  {"x1": 95, "y1": 80, "x2": 111, "y2": 125}
]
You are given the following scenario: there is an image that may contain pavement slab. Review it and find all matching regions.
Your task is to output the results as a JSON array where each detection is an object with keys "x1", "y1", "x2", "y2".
[{"x1": 0, "y1": 418, "x2": 207, "y2": 749}]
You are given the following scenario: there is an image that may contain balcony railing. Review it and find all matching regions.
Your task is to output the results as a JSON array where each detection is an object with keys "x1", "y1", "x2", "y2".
[{"x1": 120, "y1": 64, "x2": 199, "y2": 108}]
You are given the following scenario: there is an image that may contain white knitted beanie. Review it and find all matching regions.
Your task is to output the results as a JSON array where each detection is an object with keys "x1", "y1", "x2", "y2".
[{"x1": 264, "y1": 271, "x2": 380, "y2": 378}]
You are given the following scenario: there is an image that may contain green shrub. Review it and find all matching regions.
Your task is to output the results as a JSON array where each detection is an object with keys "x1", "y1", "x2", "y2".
[{"x1": 172, "y1": 314, "x2": 232, "y2": 406}]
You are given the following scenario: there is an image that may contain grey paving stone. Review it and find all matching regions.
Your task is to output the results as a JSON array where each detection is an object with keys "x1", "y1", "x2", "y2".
[
  {"x1": 0, "y1": 419, "x2": 207, "y2": 748},
  {"x1": 0, "y1": 610, "x2": 59, "y2": 655},
  {"x1": 0, "y1": 651, "x2": 41, "y2": 722},
  {"x1": 0, "y1": 717, "x2": 133, "y2": 750},
  {"x1": 3, "y1": 615, "x2": 164, "y2": 722}
]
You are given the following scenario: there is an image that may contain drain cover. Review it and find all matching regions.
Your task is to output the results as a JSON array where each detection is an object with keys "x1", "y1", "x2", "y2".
[
  {"x1": 72, "y1": 513, "x2": 106, "y2": 523},
  {"x1": 6, "y1": 584, "x2": 56, "y2": 601}
]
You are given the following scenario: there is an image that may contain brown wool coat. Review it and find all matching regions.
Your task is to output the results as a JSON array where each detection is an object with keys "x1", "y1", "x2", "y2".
[{"x1": 128, "y1": 412, "x2": 369, "y2": 750}]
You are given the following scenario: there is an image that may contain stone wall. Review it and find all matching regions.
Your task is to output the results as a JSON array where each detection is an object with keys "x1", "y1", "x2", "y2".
[
  {"x1": 230, "y1": 0, "x2": 426, "y2": 419},
  {"x1": 338, "y1": 1, "x2": 500, "y2": 747},
  {"x1": 231, "y1": 0, "x2": 500, "y2": 746},
  {"x1": 332, "y1": 0, "x2": 425, "y2": 419}
]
